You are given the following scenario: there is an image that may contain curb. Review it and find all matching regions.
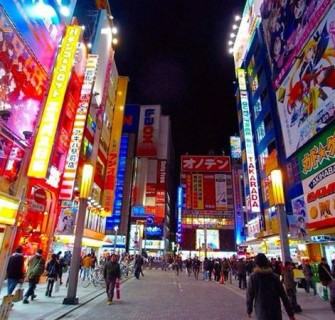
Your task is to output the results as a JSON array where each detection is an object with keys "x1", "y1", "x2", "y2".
[{"x1": 49, "y1": 277, "x2": 133, "y2": 320}]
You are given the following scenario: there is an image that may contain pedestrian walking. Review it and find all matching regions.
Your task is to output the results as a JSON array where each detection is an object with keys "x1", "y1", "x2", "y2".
[
  {"x1": 214, "y1": 259, "x2": 221, "y2": 282},
  {"x1": 6, "y1": 246, "x2": 25, "y2": 296},
  {"x1": 134, "y1": 254, "x2": 144, "y2": 279},
  {"x1": 186, "y1": 258, "x2": 192, "y2": 277},
  {"x1": 208, "y1": 258, "x2": 214, "y2": 281},
  {"x1": 56, "y1": 251, "x2": 66, "y2": 285},
  {"x1": 81, "y1": 254, "x2": 92, "y2": 280},
  {"x1": 202, "y1": 257, "x2": 209, "y2": 280},
  {"x1": 318, "y1": 257, "x2": 335, "y2": 313},
  {"x1": 103, "y1": 254, "x2": 121, "y2": 305},
  {"x1": 23, "y1": 249, "x2": 45, "y2": 304},
  {"x1": 45, "y1": 254, "x2": 60, "y2": 297},
  {"x1": 302, "y1": 259, "x2": 316, "y2": 295},
  {"x1": 283, "y1": 261, "x2": 302, "y2": 313},
  {"x1": 222, "y1": 258, "x2": 230, "y2": 281},
  {"x1": 237, "y1": 258, "x2": 247, "y2": 289},
  {"x1": 246, "y1": 253, "x2": 295, "y2": 320},
  {"x1": 193, "y1": 256, "x2": 201, "y2": 280}
]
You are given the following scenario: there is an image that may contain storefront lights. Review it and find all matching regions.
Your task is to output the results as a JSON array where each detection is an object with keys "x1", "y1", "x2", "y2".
[
  {"x1": 80, "y1": 164, "x2": 93, "y2": 199},
  {"x1": 271, "y1": 169, "x2": 285, "y2": 205}
]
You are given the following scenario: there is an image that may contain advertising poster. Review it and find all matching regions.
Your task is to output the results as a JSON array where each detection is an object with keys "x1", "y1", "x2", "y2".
[
  {"x1": 192, "y1": 174, "x2": 204, "y2": 210},
  {"x1": 298, "y1": 123, "x2": 335, "y2": 228},
  {"x1": 196, "y1": 229, "x2": 219, "y2": 250},
  {"x1": 203, "y1": 174, "x2": 216, "y2": 210},
  {"x1": 289, "y1": 195, "x2": 307, "y2": 238},
  {"x1": 215, "y1": 174, "x2": 228, "y2": 210},
  {"x1": 0, "y1": 7, "x2": 48, "y2": 140},
  {"x1": 0, "y1": 0, "x2": 76, "y2": 72},
  {"x1": 261, "y1": 0, "x2": 331, "y2": 87},
  {"x1": 230, "y1": 136, "x2": 241, "y2": 159},
  {"x1": 136, "y1": 105, "x2": 161, "y2": 157},
  {"x1": 56, "y1": 205, "x2": 78, "y2": 235},
  {"x1": 277, "y1": 4, "x2": 335, "y2": 157},
  {"x1": 181, "y1": 155, "x2": 231, "y2": 173}
]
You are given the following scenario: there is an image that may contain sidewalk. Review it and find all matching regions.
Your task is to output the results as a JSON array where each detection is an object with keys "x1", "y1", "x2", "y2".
[
  {"x1": 225, "y1": 276, "x2": 334, "y2": 320},
  {"x1": 1, "y1": 276, "x2": 130, "y2": 320}
]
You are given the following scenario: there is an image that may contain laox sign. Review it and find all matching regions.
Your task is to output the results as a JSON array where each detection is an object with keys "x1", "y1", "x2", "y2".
[{"x1": 143, "y1": 109, "x2": 155, "y2": 143}]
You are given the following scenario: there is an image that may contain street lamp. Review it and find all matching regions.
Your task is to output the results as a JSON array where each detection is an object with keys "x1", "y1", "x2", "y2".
[
  {"x1": 270, "y1": 169, "x2": 291, "y2": 263},
  {"x1": 63, "y1": 164, "x2": 93, "y2": 305},
  {"x1": 114, "y1": 225, "x2": 119, "y2": 253}
]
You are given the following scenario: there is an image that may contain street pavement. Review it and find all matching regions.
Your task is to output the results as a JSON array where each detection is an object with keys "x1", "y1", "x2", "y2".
[
  {"x1": 2, "y1": 270, "x2": 334, "y2": 320},
  {"x1": 57, "y1": 270, "x2": 335, "y2": 320}
]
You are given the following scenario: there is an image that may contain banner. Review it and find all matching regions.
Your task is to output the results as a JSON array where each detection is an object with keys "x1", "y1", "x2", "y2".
[
  {"x1": 181, "y1": 156, "x2": 231, "y2": 173},
  {"x1": 289, "y1": 195, "x2": 307, "y2": 239},
  {"x1": 261, "y1": 0, "x2": 331, "y2": 88},
  {"x1": 192, "y1": 174, "x2": 204, "y2": 210},
  {"x1": 103, "y1": 76, "x2": 129, "y2": 212},
  {"x1": 59, "y1": 55, "x2": 98, "y2": 199},
  {"x1": 215, "y1": 174, "x2": 227, "y2": 210},
  {"x1": 203, "y1": 174, "x2": 216, "y2": 210},
  {"x1": 277, "y1": 4, "x2": 335, "y2": 157},
  {"x1": 136, "y1": 105, "x2": 161, "y2": 157}
]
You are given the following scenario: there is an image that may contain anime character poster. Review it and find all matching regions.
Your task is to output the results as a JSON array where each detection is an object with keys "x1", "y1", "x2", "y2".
[
  {"x1": 0, "y1": 7, "x2": 48, "y2": 141},
  {"x1": 276, "y1": 4, "x2": 335, "y2": 157},
  {"x1": 289, "y1": 195, "x2": 307, "y2": 239},
  {"x1": 261, "y1": 0, "x2": 331, "y2": 88},
  {"x1": 0, "y1": 1, "x2": 76, "y2": 72}
]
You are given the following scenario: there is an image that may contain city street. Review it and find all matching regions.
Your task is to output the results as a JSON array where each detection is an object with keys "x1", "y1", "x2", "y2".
[{"x1": 59, "y1": 270, "x2": 334, "y2": 320}]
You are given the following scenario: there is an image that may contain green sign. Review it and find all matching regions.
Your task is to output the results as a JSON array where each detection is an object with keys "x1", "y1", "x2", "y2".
[{"x1": 297, "y1": 123, "x2": 335, "y2": 180}]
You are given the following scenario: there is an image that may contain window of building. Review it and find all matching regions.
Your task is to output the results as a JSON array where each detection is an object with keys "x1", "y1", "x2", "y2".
[
  {"x1": 258, "y1": 148, "x2": 268, "y2": 172},
  {"x1": 256, "y1": 122, "x2": 266, "y2": 143},
  {"x1": 264, "y1": 113, "x2": 273, "y2": 133}
]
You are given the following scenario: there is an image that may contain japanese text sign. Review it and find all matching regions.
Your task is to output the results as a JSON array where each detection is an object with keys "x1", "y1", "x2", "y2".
[{"x1": 181, "y1": 156, "x2": 231, "y2": 173}]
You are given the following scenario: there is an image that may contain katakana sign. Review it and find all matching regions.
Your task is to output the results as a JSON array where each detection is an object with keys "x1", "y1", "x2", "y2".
[{"x1": 181, "y1": 156, "x2": 231, "y2": 173}]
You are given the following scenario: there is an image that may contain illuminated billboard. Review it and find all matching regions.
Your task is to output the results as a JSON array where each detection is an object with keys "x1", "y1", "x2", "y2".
[
  {"x1": 28, "y1": 26, "x2": 81, "y2": 179},
  {"x1": 181, "y1": 156, "x2": 231, "y2": 173},
  {"x1": 261, "y1": 0, "x2": 331, "y2": 88},
  {"x1": 230, "y1": 136, "x2": 241, "y2": 159},
  {"x1": 0, "y1": 7, "x2": 48, "y2": 141},
  {"x1": 137, "y1": 105, "x2": 161, "y2": 157},
  {"x1": 237, "y1": 69, "x2": 261, "y2": 213},
  {"x1": 0, "y1": 0, "x2": 77, "y2": 72},
  {"x1": 276, "y1": 4, "x2": 335, "y2": 157}
]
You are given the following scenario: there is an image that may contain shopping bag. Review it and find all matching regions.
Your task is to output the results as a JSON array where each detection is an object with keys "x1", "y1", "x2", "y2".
[
  {"x1": 115, "y1": 279, "x2": 120, "y2": 300},
  {"x1": 12, "y1": 285, "x2": 23, "y2": 302},
  {"x1": 54, "y1": 279, "x2": 60, "y2": 293}
]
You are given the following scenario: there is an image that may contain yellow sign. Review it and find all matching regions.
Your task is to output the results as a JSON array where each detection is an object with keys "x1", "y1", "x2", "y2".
[
  {"x1": 0, "y1": 194, "x2": 20, "y2": 225},
  {"x1": 28, "y1": 26, "x2": 82, "y2": 178},
  {"x1": 103, "y1": 76, "x2": 129, "y2": 212}
]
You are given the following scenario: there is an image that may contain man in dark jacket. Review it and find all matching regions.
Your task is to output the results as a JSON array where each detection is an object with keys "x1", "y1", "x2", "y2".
[
  {"x1": 246, "y1": 253, "x2": 295, "y2": 320},
  {"x1": 237, "y1": 259, "x2": 247, "y2": 289},
  {"x1": 134, "y1": 255, "x2": 144, "y2": 279},
  {"x1": 23, "y1": 249, "x2": 45, "y2": 304},
  {"x1": 6, "y1": 246, "x2": 25, "y2": 295},
  {"x1": 103, "y1": 254, "x2": 121, "y2": 305},
  {"x1": 318, "y1": 257, "x2": 332, "y2": 285}
]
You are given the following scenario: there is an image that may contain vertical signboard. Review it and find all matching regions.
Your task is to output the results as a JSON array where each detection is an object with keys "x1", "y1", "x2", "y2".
[
  {"x1": 192, "y1": 174, "x2": 204, "y2": 210},
  {"x1": 103, "y1": 76, "x2": 129, "y2": 212},
  {"x1": 136, "y1": 105, "x2": 161, "y2": 157},
  {"x1": 297, "y1": 123, "x2": 335, "y2": 229},
  {"x1": 237, "y1": 69, "x2": 261, "y2": 213},
  {"x1": 28, "y1": 26, "x2": 82, "y2": 178},
  {"x1": 185, "y1": 174, "x2": 193, "y2": 209},
  {"x1": 59, "y1": 54, "x2": 98, "y2": 199},
  {"x1": 230, "y1": 136, "x2": 241, "y2": 159}
]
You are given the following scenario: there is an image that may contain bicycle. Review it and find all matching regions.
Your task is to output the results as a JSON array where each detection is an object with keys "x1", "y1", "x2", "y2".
[{"x1": 82, "y1": 267, "x2": 105, "y2": 288}]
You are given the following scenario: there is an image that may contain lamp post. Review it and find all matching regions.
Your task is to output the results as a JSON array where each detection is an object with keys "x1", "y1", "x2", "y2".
[
  {"x1": 113, "y1": 225, "x2": 119, "y2": 253},
  {"x1": 270, "y1": 169, "x2": 291, "y2": 263},
  {"x1": 63, "y1": 164, "x2": 93, "y2": 305}
]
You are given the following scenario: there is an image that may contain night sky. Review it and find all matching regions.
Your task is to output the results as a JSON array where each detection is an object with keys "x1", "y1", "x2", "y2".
[{"x1": 110, "y1": 0, "x2": 245, "y2": 157}]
